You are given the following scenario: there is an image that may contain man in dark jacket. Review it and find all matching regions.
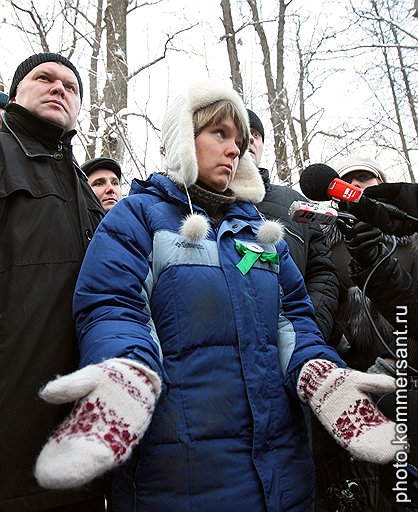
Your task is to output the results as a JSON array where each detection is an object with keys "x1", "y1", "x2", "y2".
[
  {"x1": 247, "y1": 109, "x2": 339, "y2": 341},
  {"x1": 0, "y1": 53, "x2": 105, "y2": 511}
]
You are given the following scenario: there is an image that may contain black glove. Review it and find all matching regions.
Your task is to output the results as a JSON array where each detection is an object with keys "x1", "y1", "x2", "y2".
[
  {"x1": 337, "y1": 219, "x2": 384, "y2": 268},
  {"x1": 347, "y1": 183, "x2": 418, "y2": 236}
]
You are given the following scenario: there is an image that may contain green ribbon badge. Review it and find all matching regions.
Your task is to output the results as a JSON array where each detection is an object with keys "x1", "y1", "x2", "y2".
[{"x1": 235, "y1": 241, "x2": 279, "y2": 275}]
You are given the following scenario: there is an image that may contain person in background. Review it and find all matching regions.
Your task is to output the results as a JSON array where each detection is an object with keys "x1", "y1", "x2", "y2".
[
  {"x1": 247, "y1": 109, "x2": 339, "y2": 342},
  {"x1": 344, "y1": 180, "x2": 418, "y2": 342},
  {"x1": 82, "y1": 156, "x2": 123, "y2": 212},
  {"x1": 338, "y1": 160, "x2": 418, "y2": 509},
  {"x1": 0, "y1": 91, "x2": 8, "y2": 127},
  {"x1": 0, "y1": 52, "x2": 105, "y2": 511},
  {"x1": 327, "y1": 154, "x2": 418, "y2": 370},
  {"x1": 317, "y1": 154, "x2": 418, "y2": 511},
  {"x1": 345, "y1": 188, "x2": 418, "y2": 342},
  {"x1": 33, "y1": 81, "x2": 397, "y2": 512}
]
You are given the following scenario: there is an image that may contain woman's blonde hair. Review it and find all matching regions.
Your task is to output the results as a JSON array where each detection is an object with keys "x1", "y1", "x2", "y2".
[{"x1": 193, "y1": 100, "x2": 249, "y2": 157}]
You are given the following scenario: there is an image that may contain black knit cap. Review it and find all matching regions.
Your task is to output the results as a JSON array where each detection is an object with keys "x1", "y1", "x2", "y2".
[
  {"x1": 81, "y1": 157, "x2": 122, "y2": 180},
  {"x1": 9, "y1": 52, "x2": 83, "y2": 101},
  {"x1": 247, "y1": 109, "x2": 264, "y2": 142}
]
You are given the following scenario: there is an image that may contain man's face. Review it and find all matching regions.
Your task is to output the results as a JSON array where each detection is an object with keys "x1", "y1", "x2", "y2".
[
  {"x1": 12, "y1": 62, "x2": 81, "y2": 133},
  {"x1": 88, "y1": 169, "x2": 122, "y2": 212},
  {"x1": 247, "y1": 127, "x2": 264, "y2": 167}
]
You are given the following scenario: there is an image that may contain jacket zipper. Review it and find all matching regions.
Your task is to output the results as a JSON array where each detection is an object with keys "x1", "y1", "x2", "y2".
[{"x1": 285, "y1": 226, "x2": 305, "y2": 244}]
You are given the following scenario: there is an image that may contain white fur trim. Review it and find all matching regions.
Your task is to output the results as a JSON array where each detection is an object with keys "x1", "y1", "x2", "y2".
[
  {"x1": 256, "y1": 220, "x2": 285, "y2": 245},
  {"x1": 229, "y1": 151, "x2": 265, "y2": 203},
  {"x1": 180, "y1": 213, "x2": 211, "y2": 242}
]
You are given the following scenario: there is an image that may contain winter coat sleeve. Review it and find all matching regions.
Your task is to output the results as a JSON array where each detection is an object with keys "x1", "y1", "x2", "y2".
[
  {"x1": 275, "y1": 240, "x2": 345, "y2": 394},
  {"x1": 304, "y1": 223, "x2": 340, "y2": 340},
  {"x1": 73, "y1": 198, "x2": 164, "y2": 378}
]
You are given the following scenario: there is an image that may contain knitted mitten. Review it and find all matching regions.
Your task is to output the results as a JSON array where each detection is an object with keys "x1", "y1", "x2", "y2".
[
  {"x1": 34, "y1": 358, "x2": 161, "y2": 489},
  {"x1": 297, "y1": 359, "x2": 398, "y2": 464}
]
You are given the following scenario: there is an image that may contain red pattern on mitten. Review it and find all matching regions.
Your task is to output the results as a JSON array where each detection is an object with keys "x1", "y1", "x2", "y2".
[
  {"x1": 34, "y1": 359, "x2": 161, "y2": 489},
  {"x1": 298, "y1": 359, "x2": 398, "y2": 464}
]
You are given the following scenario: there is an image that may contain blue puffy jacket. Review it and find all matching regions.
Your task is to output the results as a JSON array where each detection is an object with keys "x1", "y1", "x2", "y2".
[{"x1": 74, "y1": 173, "x2": 344, "y2": 512}]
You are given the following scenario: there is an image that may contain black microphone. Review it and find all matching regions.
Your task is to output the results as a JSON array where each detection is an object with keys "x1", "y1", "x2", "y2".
[
  {"x1": 300, "y1": 163, "x2": 418, "y2": 224},
  {"x1": 299, "y1": 164, "x2": 341, "y2": 202}
]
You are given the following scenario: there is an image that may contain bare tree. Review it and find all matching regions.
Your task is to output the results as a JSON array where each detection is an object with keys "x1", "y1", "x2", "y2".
[
  {"x1": 219, "y1": 0, "x2": 293, "y2": 183},
  {"x1": 3, "y1": 0, "x2": 415, "y2": 183},
  {"x1": 219, "y1": 0, "x2": 416, "y2": 183},
  {"x1": 102, "y1": 0, "x2": 128, "y2": 160},
  {"x1": 246, "y1": 0, "x2": 291, "y2": 183},
  {"x1": 220, "y1": 0, "x2": 244, "y2": 96},
  {"x1": 76, "y1": 0, "x2": 105, "y2": 159},
  {"x1": 349, "y1": 0, "x2": 417, "y2": 182},
  {"x1": 388, "y1": 7, "x2": 418, "y2": 139},
  {"x1": 220, "y1": 0, "x2": 341, "y2": 183}
]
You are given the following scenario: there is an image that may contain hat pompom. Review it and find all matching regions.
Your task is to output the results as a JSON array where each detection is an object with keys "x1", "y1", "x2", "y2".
[
  {"x1": 180, "y1": 213, "x2": 210, "y2": 242},
  {"x1": 256, "y1": 220, "x2": 284, "y2": 245}
]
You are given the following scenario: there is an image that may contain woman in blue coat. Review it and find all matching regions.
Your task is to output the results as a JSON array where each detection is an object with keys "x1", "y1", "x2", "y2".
[{"x1": 33, "y1": 81, "x2": 398, "y2": 512}]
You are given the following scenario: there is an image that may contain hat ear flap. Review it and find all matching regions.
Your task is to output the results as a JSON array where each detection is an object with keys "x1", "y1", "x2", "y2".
[
  {"x1": 229, "y1": 152, "x2": 265, "y2": 203},
  {"x1": 163, "y1": 93, "x2": 199, "y2": 188}
]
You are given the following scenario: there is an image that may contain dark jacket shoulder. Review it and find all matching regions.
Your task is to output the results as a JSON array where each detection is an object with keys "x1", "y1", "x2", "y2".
[{"x1": 257, "y1": 167, "x2": 339, "y2": 341}]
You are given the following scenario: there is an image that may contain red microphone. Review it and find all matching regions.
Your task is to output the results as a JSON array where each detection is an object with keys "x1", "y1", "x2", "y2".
[
  {"x1": 299, "y1": 163, "x2": 363, "y2": 203},
  {"x1": 299, "y1": 163, "x2": 418, "y2": 233},
  {"x1": 327, "y1": 178, "x2": 363, "y2": 202}
]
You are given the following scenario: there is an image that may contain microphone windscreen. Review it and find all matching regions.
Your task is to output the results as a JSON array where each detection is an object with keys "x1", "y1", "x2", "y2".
[{"x1": 300, "y1": 164, "x2": 339, "y2": 201}]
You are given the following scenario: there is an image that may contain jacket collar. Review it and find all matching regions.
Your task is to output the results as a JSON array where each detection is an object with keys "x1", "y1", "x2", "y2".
[
  {"x1": 258, "y1": 167, "x2": 271, "y2": 191},
  {"x1": 2, "y1": 103, "x2": 76, "y2": 150},
  {"x1": 130, "y1": 172, "x2": 261, "y2": 220}
]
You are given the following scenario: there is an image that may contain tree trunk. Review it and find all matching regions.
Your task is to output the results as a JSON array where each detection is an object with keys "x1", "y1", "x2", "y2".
[
  {"x1": 86, "y1": 0, "x2": 104, "y2": 160},
  {"x1": 220, "y1": 0, "x2": 244, "y2": 96},
  {"x1": 247, "y1": 0, "x2": 290, "y2": 183},
  {"x1": 103, "y1": 0, "x2": 128, "y2": 161},
  {"x1": 372, "y1": 0, "x2": 415, "y2": 182}
]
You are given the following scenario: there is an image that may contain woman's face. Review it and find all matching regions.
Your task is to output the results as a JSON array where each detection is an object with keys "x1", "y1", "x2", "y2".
[{"x1": 195, "y1": 114, "x2": 243, "y2": 193}]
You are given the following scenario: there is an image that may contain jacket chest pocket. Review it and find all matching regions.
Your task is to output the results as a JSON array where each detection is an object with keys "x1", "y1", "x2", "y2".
[{"x1": 0, "y1": 189, "x2": 81, "y2": 272}]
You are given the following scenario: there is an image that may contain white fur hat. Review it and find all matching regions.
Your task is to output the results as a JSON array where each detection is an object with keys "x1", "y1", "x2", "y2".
[{"x1": 161, "y1": 80, "x2": 265, "y2": 203}]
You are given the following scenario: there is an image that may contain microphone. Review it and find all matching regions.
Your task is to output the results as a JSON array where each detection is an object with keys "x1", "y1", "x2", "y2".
[
  {"x1": 299, "y1": 163, "x2": 418, "y2": 224},
  {"x1": 288, "y1": 200, "x2": 356, "y2": 225},
  {"x1": 300, "y1": 164, "x2": 363, "y2": 202}
]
